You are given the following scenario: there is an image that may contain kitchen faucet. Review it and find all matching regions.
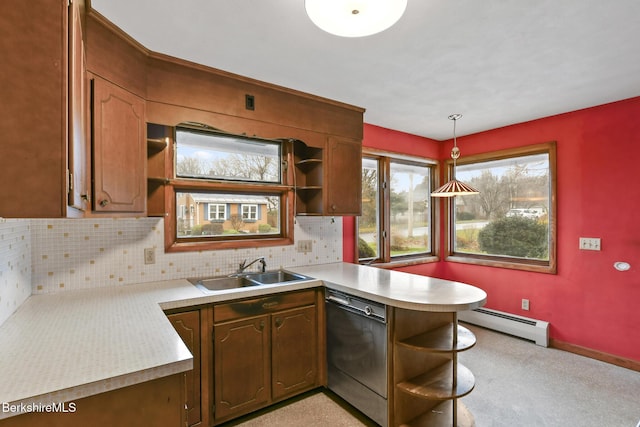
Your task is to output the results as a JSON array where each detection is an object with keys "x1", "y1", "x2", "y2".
[{"x1": 236, "y1": 256, "x2": 267, "y2": 274}]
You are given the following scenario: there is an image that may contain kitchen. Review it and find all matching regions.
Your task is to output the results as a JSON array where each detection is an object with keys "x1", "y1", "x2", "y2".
[{"x1": 1, "y1": 1, "x2": 640, "y2": 426}]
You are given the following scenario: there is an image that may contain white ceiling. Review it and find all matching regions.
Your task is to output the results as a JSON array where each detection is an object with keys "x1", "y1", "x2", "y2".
[{"x1": 90, "y1": 0, "x2": 640, "y2": 140}]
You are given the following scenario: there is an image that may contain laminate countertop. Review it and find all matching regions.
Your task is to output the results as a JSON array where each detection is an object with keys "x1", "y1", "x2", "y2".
[{"x1": 0, "y1": 262, "x2": 485, "y2": 419}]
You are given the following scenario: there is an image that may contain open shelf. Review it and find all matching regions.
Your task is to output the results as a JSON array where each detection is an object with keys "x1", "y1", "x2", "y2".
[
  {"x1": 396, "y1": 361, "x2": 475, "y2": 400},
  {"x1": 146, "y1": 123, "x2": 172, "y2": 217},
  {"x1": 398, "y1": 401, "x2": 475, "y2": 427},
  {"x1": 397, "y1": 324, "x2": 476, "y2": 353},
  {"x1": 293, "y1": 140, "x2": 324, "y2": 215}
]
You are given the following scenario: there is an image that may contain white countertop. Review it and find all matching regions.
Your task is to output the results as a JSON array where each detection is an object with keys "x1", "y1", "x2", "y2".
[
  {"x1": 0, "y1": 262, "x2": 485, "y2": 419},
  {"x1": 290, "y1": 263, "x2": 487, "y2": 312}
]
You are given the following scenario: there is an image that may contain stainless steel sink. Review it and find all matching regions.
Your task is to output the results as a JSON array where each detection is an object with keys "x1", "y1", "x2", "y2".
[
  {"x1": 189, "y1": 269, "x2": 313, "y2": 293},
  {"x1": 247, "y1": 270, "x2": 310, "y2": 285},
  {"x1": 189, "y1": 276, "x2": 257, "y2": 292}
]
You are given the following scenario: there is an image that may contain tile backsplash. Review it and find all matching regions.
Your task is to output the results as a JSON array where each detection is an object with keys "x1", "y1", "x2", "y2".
[
  {"x1": 30, "y1": 216, "x2": 342, "y2": 294},
  {"x1": 0, "y1": 219, "x2": 32, "y2": 325}
]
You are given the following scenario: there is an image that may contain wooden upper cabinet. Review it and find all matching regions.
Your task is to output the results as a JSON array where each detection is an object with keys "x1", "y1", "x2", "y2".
[
  {"x1": 91, "y1": 76, "x2": 146, "y2": 213},
  {"x1": 68, "y1": 0, "x2": 88, "y2": 212},
  {"x1": 325, "y1": 137, "x2": 362, "y2": 216},
  {"x1": 0, "y1": 0, "x2": 68, "y2": 218}
]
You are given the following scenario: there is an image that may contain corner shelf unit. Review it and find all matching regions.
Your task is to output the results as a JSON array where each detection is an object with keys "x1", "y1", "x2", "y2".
[
  {"x1": 146, "y1": 123, "x2": 172, "y2": 217},
  {"x1": 392, "y1": 309, "x2": 477, "y2": 427},
  {"x1": 292, "y1": 140, "x2": 324, "y2": 215}
]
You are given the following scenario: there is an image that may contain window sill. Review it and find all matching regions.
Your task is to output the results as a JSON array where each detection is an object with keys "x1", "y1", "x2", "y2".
[
  {"x1": 166, "y1": 236, "x2": 294, "y2": 252},
  {"x1": 363, "y1": 255, "x2": 439, "y2": 269},
  {"x1": 446, "y1": 254, "x2": 556, "y2": 274}
]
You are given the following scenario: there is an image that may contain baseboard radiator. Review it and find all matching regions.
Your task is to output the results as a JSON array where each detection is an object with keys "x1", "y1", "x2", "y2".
[{"x1": 458, "y1": 308, "x2": 549, "y2": 347}]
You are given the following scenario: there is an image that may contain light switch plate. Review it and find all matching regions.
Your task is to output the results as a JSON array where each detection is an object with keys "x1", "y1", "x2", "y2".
[
  {"x1": 579, "y1": 237, "x2": 601, "y2": 251},
  {"x1": 297, "y1": 240, "x2": 313, "y2": 253}
]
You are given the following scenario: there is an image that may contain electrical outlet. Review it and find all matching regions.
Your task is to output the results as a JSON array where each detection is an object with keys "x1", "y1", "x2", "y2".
[
  {"x1": 579, "y1": 237, "x2": 601, "y2": 251},
  {"x1": 144, "y1": 247, "x2": 156, "y2": 265},
  {"x1": 522, "y1": 299, "x2": 530, "y2": 311},
  {"x1": 297, "y1": 240, "x2": 313, "y2": 253}
]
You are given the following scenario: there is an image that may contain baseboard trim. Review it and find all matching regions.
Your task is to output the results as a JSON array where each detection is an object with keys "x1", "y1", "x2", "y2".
[{"x1": 550, "y1": 339, "x2": 640, "y2": 372}]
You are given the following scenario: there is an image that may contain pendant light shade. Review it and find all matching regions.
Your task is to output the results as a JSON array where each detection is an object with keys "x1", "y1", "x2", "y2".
[
  {"x1": 431, "y1": 114, "x2": 480, "y2": 198},
  {"x1": 305, "y1": 0, "x2": 408, "y2": 38}
]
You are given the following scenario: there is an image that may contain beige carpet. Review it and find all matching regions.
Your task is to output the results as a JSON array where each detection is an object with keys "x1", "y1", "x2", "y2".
[{"x1": 220, "y1": 390, "x2": 376, "y2": 427}]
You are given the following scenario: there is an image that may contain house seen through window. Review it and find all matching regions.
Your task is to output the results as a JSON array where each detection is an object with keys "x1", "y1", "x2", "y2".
[{"x1": 170, "y1": 125, "x2": 290, "y2": 248}]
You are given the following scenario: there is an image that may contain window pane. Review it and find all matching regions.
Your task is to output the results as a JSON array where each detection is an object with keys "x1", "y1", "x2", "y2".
[
  {"x1": 389, "y1": 161, "x2": 431, "y2": 257},
  {"x1": 175, "y1": 128, "x2": 281, "y2": 182},
  {"x1": 453, "y1": 153, "x2": 550, "y2": 260},
  {"x1": 358, "y1": 157, "x2": 379, "y2": 260},
  {"x1": 176, "y1": 192, "x2": 280, "y2": 238}
]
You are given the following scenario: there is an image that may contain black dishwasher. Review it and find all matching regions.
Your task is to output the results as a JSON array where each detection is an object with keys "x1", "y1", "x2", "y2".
[{"x1": 325, "y1": 289, "x2": 387, "y2": 427}]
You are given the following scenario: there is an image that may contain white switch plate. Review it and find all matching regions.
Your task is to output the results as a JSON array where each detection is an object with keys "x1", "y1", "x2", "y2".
[
  {"x1": 297, "y1": 240, "x2": 313, "y2": 253},
  {"x1": 579, "y1": 237, "x2": 601, "y2": 251},
  {"x1": 144, "y1": 247, "x2": 156, "y2": 264},
  {"x1": 522, "y1": 299, "x2": 530, "y2": 311}
]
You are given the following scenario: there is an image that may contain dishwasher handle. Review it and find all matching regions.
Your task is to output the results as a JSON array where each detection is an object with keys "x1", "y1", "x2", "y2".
[{"x1": 326, "y1": 294, "x2": 350, "y2": 306}]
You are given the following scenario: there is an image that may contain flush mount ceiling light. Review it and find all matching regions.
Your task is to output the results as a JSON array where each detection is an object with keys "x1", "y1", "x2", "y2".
[
  {"x1": 305, "y1": 0, "x2": 408, "y2": 38},
  {"x1": 431, "y1": 114, "x2": 480, "y2": 198}
]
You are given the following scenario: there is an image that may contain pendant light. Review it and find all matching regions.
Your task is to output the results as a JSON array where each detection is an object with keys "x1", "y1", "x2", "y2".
[
  {"x1": 305, "y1": 0, "x2": 408, "y2": 38},
  {"x1": 431, "y1": 114, "x2": 480, "y2": 197}
]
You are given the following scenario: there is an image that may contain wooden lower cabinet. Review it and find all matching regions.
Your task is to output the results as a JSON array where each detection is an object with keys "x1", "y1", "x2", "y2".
[
  {"x1": 0, "y1": 374, "x2": 184, "y2": 427},
  {"x1": 213, "y1": 315, "x2": 271, "y2": 421},
  {"x1": 271, "y1": 306, "x2": 318, "y2": 400},
  {"x1": 167, "y1": 310, "x2": 202, "y2": 427},
  {"x1": 212, "y1": 290, "x2": 320, "y2": 424}
]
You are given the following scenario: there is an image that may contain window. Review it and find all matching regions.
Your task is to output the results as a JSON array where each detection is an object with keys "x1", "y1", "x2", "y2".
[
  {"x1": 241, "y1": 204, "x2": 259, "y2": 221},
  {"x1": 358, "y1": 151, "x2": 437, "y2": 266},
  {"x1": 207, "y1": 203, "x2": 226, "y2": 221},
  {"x1": 447, "y1": 142, "x2": 557, "y2": 273},
  {"x1": 167, "y1": 124, "x2": 293, "y2": 251}
]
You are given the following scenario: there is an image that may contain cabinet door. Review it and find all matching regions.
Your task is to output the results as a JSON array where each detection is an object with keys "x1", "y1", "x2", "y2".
[
  {"x1": 167, "y1": 311, "x2": 201, "y2": 427},
  {"x1": 92, "y1": 76, "x2": 146, "y2": 213},
  {"x1": 68, "y1": 0, "x2": 88, "y2": 211},
  {"x1": 213, "y1": 315, "x2": 270, "y2": 422},
  {"x1": 0, "y1": 1, "x2": 67, "y2": 218},
  {"x1": 271, "y1": 305, "x2": 318, "y2": 401},
  {"x1": 325, "y1": 137, "x2": 362, "y2": 215}
]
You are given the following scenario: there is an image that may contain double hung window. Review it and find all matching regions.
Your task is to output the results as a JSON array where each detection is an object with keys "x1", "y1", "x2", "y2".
[
  {"x1": 358, "y1": 151, "x2": 437, "y2": 265},
  {"x1": 168, "y1": 124, "x2": 292, "y2": 251}
]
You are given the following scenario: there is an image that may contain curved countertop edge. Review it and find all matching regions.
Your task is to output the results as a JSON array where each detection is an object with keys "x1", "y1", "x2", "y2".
[
  {"x1": 0, "y1": 262, "x2": 486, "y2": 419},
  {"x1": 289, "y1": 263, "x2": 487, "y2": 312}
]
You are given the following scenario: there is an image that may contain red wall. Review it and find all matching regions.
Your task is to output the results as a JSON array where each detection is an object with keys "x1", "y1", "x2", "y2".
[{"x1": 346, "y1": 98, "x2": 640, "y2": 362}]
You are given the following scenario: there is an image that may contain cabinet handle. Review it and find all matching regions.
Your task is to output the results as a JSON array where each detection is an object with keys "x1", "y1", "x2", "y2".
[
  {"x1": 274, "y1": 317, "x2": 283, "y2": 327},
  {"x1": 258, "y1": 320, "x2": 265, "y2": 331},
  {"x1": 262, "y1": 301, "x2": 279, "y2": 309},
  {"x1": 99, "y1": 199, "x2": 110, "y2": 207},
  {"x1": 81, "y1": 194, "x2": 90, "y2": 201},
  {"x1": 331, "y1": 204, "x2": 337, "y2": 210}
]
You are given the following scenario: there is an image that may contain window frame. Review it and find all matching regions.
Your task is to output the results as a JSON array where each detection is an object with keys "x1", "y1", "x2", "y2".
[
  {"x1": 444, "y1": 142, "x2": 557, "y2": 274},
  {"x1": 164, "y1": 124, "x2": 295, "y2": 253},
  {"x1": 357, "y1": 148, "x2": 439, "y2": 268}
]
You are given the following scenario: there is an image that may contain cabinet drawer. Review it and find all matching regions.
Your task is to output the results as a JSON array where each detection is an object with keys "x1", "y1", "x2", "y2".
[{"x1": 214, "y1": 290, "x2": 316, "y2": 323}]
